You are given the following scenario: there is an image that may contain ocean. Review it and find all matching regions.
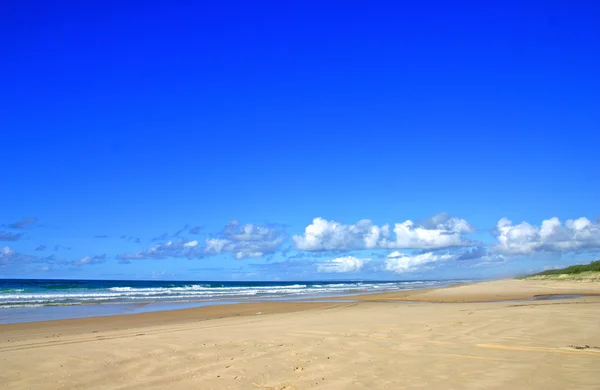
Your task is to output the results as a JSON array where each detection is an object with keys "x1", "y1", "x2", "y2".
[{"x1": 0, "y1": 278, "x2": 458, "y2": 324}]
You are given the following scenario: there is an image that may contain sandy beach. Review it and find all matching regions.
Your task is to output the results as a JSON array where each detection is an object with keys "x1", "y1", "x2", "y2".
[{"x1": 2, "y1": 279, "x2": 600, "y2": 389}]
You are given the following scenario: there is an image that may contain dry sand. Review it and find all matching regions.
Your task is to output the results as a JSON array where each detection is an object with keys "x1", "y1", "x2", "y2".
[{"x1": 1, "y1": 279, "x2": 600, "y2": 389}]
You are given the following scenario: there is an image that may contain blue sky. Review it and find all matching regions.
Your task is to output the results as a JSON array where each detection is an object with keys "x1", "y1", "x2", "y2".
[{"x1": 1, "y1": 0, "x2": 599, "y2": 280}]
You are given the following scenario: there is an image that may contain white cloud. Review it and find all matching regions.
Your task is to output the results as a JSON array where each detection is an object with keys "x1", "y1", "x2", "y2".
[
  {"x1": 495, "y1": 217, "x2": 600, "y2": 254},
  {"x1": 386, "y1": 218, "x2": 473, "y2": 249},
  {"x1": 317, "y1": 256, "x2": 370, "y2": 273},
  {"x1": 183, "y1": 240, "x2": 199, "y2": 248},
  {"x1": 293, "y1": 218, "x2": 377, "y2": 251},
  {"x1": 0, "y1": 231, "x2": 24, "y2": 241},
  {"x1": 384, "y1": 251, "x2": 453, "y2": 273},
  {"x1": 293, "y1": 213, "x2": 473, "y2": 251}
]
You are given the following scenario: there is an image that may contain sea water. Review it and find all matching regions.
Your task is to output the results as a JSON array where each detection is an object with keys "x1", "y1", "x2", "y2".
[{"x1": 0, "y1": 278, "x2": 459, "y2": 323}]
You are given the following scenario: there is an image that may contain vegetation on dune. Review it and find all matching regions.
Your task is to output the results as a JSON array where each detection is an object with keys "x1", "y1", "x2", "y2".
[
  {"x1": 520, "y1": 260, "x2": 600, "y2": 280},
  {"x1": 532, "y1": 260, "x2": 600, "y2": 276}
]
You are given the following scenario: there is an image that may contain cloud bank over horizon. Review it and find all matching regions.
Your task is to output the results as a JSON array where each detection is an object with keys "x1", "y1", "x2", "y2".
[
  {"x1": 495, "y1": 217, "x2": 600, "y2": 255},
  {"x1": 2, "y1": 213, "x2": 599, "y2": 278}
]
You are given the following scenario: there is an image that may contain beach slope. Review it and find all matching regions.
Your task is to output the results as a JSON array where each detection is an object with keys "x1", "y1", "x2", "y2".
[{"x1": 1, "y1": 279, "x2": 599, "y2": 389}]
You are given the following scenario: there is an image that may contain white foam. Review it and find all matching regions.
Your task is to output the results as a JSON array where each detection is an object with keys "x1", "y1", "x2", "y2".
[{"x1": 0, "y1": 281, "x2": 447, "y2": 308}]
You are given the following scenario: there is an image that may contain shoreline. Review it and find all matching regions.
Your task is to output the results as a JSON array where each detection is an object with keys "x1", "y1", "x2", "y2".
[
  {"x1": 0, "y1": 279, "x2": 463, "y2": 325},
  {"x1": 0, "y1": 279, "x2": 458, "y2": 320},
  {"x1": 2, "y1": 278, "x2": 599, "y2": 329}
]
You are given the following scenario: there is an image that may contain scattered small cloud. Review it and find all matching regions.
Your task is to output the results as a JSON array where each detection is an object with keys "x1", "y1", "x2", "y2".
[
  {"x1": 1, "y1": 247, "x2": 107, "y2": 270},
  {"x1": 457, "y1": 246, "x2": 487, "y2": 261},
  {"x1": 117, "y1": 221, "x2": 286, "y2": 261},
  {"x1": 72, "y1": 254, "x2": 107, "y2": 266},
  {"x1": 116, "y1": 239, "x2": 203, "y2": 261},
  {"x1": 205, "y1": 220, "x2": 286, "y2": 259},
  {"x1": 0, "y1": 246, "x2": 35, "y2": 267},
  {"x1": 151, "y1": 233, "x2": 169, "y2": 242},
  {"x1": 149, "y1": 270, "x2": 176, "y2": 279},
  {"x1": 39, "y1": 254, "x2": 58, "y2": 263},
  {"x1": 35, "y1": 245, "x2": 47, "y2": 251},
  {"x1": 188, "y1": 226, "x2": 203, "y2": 234},
  {"x1": 0, "y1": 232, "x2": 24, "y2": 241},
  {"x1": 119, "y1": 235, "x2": 142, "y2": 243},
  {"x1": 7, "y1": 217, "x2": 38, "y2": 229},
  {"x1": 94, "y1": 235, "x2": 109, "y2": 238},
  {"x1": 1, "y1": 246, "x2": 18, "y2": 266}
]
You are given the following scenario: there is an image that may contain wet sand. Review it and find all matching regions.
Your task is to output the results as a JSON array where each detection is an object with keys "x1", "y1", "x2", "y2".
[
  {"x1": 340, "y1": 278, "x2": 600, "y2": 302},
  {"x1": 1, "y1": 279, "x2": 599, "y2": 389}
]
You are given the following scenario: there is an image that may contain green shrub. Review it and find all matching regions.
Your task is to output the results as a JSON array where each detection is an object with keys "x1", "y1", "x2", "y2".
[{"x1": 531, "y1": 260, "x2": 600, "y2": 276}]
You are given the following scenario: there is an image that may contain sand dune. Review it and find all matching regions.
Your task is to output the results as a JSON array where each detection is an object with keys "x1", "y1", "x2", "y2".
[{"x1": 1, "y1": 279, "x2": 599, "y2": 389}]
